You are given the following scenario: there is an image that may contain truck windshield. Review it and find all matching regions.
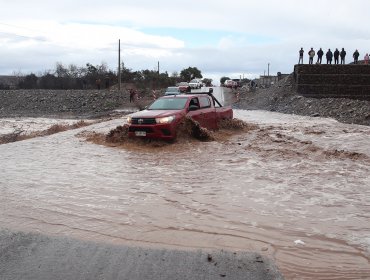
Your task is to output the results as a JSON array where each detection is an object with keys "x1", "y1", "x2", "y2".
[{"x1": 148, "y1": 98, "x2": 188, "y2": 110}]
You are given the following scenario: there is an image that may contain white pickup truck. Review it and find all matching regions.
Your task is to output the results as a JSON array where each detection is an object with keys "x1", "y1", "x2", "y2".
[{"x1": 189, "y1": 79, "x2": 202, "y2": 89}]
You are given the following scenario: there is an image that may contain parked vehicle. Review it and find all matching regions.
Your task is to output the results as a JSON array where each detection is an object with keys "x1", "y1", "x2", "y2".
[
  {"x1": 177, "y1": 82, "x2": 190, "y2": 93},
  {"x1": 127, "y1": 92, "x2": 233, "y2": 140},
  {"x1": 164, "y1": 86, "x2": 181, "y2": 95},
  {"x1": 189, "y1": 79, "x2": 202, "y2": 89},
  {"x1": 224, "y1": 80, "x2": 238, "y2": 89}
]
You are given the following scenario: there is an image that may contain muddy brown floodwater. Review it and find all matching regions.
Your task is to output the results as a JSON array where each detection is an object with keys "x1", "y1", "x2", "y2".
[{"x1": 0, "y1": 109, "x2": 370, "y2": 279}]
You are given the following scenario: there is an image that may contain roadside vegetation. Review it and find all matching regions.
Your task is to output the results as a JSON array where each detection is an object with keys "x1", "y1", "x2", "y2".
[{"x1": 10, "y1": 62, "x2": 208, "y2": 90}]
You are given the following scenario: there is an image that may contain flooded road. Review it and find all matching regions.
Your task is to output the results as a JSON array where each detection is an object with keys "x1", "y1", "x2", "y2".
[{"x1": 0, "y1": 110, "x2": 369, "y2": 279}]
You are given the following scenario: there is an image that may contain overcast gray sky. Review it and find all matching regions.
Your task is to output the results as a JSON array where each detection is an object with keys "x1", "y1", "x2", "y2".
[{"x1": 1, "y1": 0, "x2": 370, "y2": 83}]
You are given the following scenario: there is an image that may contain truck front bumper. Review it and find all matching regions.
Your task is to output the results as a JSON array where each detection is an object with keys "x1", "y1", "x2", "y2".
[{"x1": 128, "y1": 123, "x2": 177, "y2": 140}]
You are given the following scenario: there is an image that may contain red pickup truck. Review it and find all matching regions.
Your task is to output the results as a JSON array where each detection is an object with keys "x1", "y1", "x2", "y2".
[{"x1": 127, "y1": 92, "x2": 233, "y2": 140}]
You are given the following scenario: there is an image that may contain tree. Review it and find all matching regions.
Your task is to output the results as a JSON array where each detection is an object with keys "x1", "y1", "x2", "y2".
[
  {"x1": 55, "y1": 62, "x2": 69, "y2": 78},
  {"x1": 220, "y1": 76, "x2": 230, "y2": 85},
  {"x1": 68, "y1": 64, "x2": 82, "y2": 78},
  {"x1": 180, "y1": 67, "x2": 202, "y2": 82},
  {"x1": 16, "y1": 61, "x2": 207, "y2": 90},
  {"x1": 97, "y1": 62, "x2": 109, "y2": 75},
  {"x1": 39, "y1": 73, "x2": 58, "y2": 89},
  {"x1": 19, "y1": 73, "x2": 38, "y2": 89},
  {"x1": 120, "y1": 65, "x2": 136, "y2": 83},
  {"x1": 202, "y1": 78, "x2": 213, "y2": 87},
  {"x1": 86, "y1": 63, "x2": 98, "y2": 76},
  {"x1": 54, "y1": 63, "x2": 82, "y2": 89}
]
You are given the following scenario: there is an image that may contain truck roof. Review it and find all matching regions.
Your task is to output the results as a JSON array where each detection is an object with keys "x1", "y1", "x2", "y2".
[
  {"x1": 160, "y1": 88, "x2": 223, "y2": 107},
  {"x1": 161, "y1": 93, "x2": 209, "y2": 98}
]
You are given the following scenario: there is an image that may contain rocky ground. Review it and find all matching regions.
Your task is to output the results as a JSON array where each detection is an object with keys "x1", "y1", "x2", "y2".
[
  {"x1": 0, "y1": 88, "x2": 152, "y2": 119},
  {"x1": 1, "y1": 79, "x2": 369, "y2": 126},
  {"x1": 234, "y1": 75, "x2": 370, "y2": 126}
]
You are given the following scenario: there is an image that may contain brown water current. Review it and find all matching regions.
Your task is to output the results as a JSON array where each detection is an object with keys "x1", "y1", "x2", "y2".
[{"x1": 0, "y1": 110, "x2": 369, "y2": 279}]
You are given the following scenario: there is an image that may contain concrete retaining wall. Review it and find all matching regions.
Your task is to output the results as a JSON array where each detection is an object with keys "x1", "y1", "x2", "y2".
[{"x1": 294, "y1": 64, "x2": 370, "y2": 100}]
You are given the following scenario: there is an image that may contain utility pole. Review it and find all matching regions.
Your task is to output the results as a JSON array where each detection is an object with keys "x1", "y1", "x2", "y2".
[
  {"x1": 118, "y1": 39, "x2": 121, "y2": 90},
  {"x1": 268, "y1": 63, "x2": 270, "y2": 77},
  {"x1": 157, "y1": 61, "x2": 159, "y2": 74}
]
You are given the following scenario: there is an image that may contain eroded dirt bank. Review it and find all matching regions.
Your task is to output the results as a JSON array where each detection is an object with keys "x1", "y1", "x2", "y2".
[
  {"x1": 0, "y1": 89, "x2": 148, "y2": 119},
  {"x1": 234, "y1": 75, "x2": 370, "y2": 126}
]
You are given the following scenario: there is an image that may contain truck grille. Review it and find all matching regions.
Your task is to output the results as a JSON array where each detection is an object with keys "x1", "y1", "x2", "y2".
[
  {"x1": 128, "y1": 127, "x2": 153, "y2": 133},
  {"x1": 131, "y1": 118, "x2": 156, "y2": 124}
]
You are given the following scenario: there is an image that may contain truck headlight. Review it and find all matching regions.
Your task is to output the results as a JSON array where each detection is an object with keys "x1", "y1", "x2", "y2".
[
  {"x1": 156, "y1": 116, "x2": 176, "y2": 124},
  {"x1": 127, "y1": 116, "x2": 132, "y2": 124}
]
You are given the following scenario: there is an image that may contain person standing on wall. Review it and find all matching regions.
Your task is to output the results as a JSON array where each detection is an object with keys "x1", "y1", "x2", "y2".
[
  {"x1": 308, "y1": 48, "x2": 315, "y2": 64},
  {"x1": 365, "y1": 53, "x2": 369, "y2": 65},
  {"x1": 326, "y1": 49, "x2": 333, "y2": 64},
  {"x1": 298, "y1": 47, "x2": 304, "y2": 64},
  {"x1": 340, "y1": 48, "x2": 346, "y2": 64},
  {"x1": 334, "y1": 48, "x2": 340, "y2": 64},
  {"x1": 353, "y1": 49, "x2": 360, "y2": 64},
  {"x1": 95, "y1": 78, "x2": 101, "y2": 90},
  {"x1": 317, "y1": 48, "x2": 324, "y2": 64}
]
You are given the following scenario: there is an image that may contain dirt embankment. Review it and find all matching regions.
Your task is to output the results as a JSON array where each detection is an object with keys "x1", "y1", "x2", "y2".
[
  {"x1": 1, "y1": 80, "x2": 369, "y2": 126},
  {"x1": 234, "y1": 75, "x2": 370, "y2": 126},
  {"x1": 0, "y1": 89, "x2": 153, "y2": 119}
]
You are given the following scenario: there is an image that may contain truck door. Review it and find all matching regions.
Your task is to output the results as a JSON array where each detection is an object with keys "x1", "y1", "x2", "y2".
[
  {"x1": 198, "y1": 96, "x2": 217, "y2": 130},
  {"x1": 187, "y1": 96, "x2": 217, "y2": 130},
  {"x1": 187, "y1": 97, "x2": 206, "y2": 127}
]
